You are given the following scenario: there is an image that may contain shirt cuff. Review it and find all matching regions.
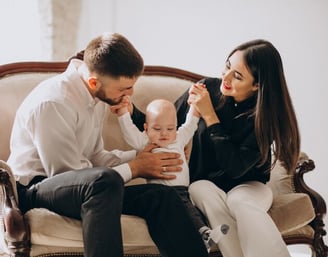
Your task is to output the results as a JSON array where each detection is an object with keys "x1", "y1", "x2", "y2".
[
  {"x1": 112, "y1": 163, "x2": 132, "y2": 183},
  {"x1": 119, "y1": 149, "x2": 137, "y2": 163},
  {"x1": 186, "y1": 112, "x2": 200, "y2": 123}
]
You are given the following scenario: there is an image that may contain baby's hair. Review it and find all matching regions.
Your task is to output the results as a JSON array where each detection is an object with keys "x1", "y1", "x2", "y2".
[{"x1": 145, "y1": 99, "x2": 177, "y2": 123}]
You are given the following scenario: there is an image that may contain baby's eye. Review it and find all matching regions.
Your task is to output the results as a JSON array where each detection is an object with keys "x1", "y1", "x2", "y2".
[{"x1": 167, "y1": 128, "x2": 175, "y2": 131}]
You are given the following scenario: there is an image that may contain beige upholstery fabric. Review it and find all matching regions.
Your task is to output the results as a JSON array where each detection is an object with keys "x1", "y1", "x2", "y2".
[
  {"x1": 267, "y1": 160, "x2": 294, "y2": 196},
  {"x1": 269, "y1": 193, "x2": 315, "y2": 234},
  {"x1": 26, "y1": 209, "x2": 159, "y2": 254},
  {"x1": 282, "y1": 224, "x2": 314, "y2": 239},
  {"x1": 0, "y1": 72, "x2": 59, "y2": 161}
]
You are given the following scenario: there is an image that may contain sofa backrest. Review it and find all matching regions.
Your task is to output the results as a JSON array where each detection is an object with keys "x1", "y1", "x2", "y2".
[
  {"x1": 0, "y1": 70, "x2": 64, "y2": 161},
  {"x1": 0, "y1": 60, "x2": 293, "y2": 194},
  {"x1": 0, "y1": 61, "x2": 200, "y2": 158}
]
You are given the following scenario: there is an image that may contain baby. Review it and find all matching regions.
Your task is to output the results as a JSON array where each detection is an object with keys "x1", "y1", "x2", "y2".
[{"x1": 113, "y1": 98, "x2": 229, "y2": 252}]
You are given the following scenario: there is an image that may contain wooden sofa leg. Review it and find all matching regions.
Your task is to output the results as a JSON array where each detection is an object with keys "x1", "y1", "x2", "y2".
[
  {"x1": 312, "y1": 219, "x2": 328, "y2": 257},
  {"x1": 0, "y1": 168, "x2": 31, "y2": 257}
]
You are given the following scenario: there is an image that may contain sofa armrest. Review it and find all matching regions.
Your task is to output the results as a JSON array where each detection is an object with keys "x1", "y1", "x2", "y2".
[
  {"x1": 294, "y1": 154, "x2": 325, "y2": 213},
  {"x1": 293, "y1": 154, "x2": 328, "y2": 256}
]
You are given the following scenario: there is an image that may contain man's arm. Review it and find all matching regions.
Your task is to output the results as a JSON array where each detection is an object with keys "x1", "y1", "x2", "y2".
[{"x1": 30, "y1": 102, "x2": 91, "y2": 177}]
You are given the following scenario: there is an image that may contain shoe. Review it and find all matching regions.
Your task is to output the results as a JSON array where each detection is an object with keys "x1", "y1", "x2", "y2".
[
  {"x1": 0, "y1": 160, "x2": 18, "y2": 202},
  {"x1": 0, "y1": 160, "x2": 30, "y2": 256},
  {"x1": 201, "y1": 224, "x2": 229, "y2": 253},
  {"x1": 202, "y1": 229, "x2": 216, "y2": 253}
]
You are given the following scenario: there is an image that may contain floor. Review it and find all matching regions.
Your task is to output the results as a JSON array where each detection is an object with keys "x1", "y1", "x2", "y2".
[
  {"x1": 288, "y1": 245, "x2": 311, "y2": 257},
  {"x1": 291, "y1": 254, "x2": 310, "y2": 257}
]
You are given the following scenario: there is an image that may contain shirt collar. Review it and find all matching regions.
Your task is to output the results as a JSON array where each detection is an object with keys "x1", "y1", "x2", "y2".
[
  {"x1": 228, "y1": 94, "x2": 257, "y2": 113},
  {"x1": 66, "y1": 59, "x2": 98, "y2": 108}
]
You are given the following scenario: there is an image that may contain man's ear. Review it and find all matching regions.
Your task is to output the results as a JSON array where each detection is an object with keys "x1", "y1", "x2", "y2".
[{"x1": 88, "y1": 77, "x2": 98, "y2": 90}]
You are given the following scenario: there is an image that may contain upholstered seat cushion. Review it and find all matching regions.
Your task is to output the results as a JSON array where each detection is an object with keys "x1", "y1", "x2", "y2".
[
  {"x1": 25, "y1": 191, "x2": 315, "y2": 251},
  {"x1": 26, "y1": 208, "x2": 159, "y2": 254},
  {"x1": 268, "y1": 193, "x2": 315, "y2": 234}
]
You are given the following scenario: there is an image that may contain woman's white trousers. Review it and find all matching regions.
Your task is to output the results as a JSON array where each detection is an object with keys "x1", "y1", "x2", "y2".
[{"x1": 189, "y1": 180, "x2": 291, "y2": 257}]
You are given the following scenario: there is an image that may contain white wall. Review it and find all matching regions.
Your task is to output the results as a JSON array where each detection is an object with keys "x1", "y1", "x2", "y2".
[
  {"x1": 0, "y1": 0, "x2": 42, "y2": 63},
  {"x1": 1, "y1": 0, "x2": 327, "y2": 248}
]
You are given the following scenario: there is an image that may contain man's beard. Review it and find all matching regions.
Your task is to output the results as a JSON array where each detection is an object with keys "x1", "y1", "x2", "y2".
[{"x1": 96, "y1": 88, "x2": 122, "y2": 106}]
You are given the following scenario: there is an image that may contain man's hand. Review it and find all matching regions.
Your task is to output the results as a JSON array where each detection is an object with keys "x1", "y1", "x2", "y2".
[{"x1": 128, "y1": 143, "x2": 183, "y2": 179}]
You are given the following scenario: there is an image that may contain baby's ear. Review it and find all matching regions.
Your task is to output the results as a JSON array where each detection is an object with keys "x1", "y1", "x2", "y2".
[{"x1": 143, "y1": 123, "x2": 148, "y2": 131}]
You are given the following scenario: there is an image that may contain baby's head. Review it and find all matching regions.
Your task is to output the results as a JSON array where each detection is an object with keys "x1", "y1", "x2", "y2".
[{"x1": 144, "y1": 99, "x2": 177, "y2": 147}]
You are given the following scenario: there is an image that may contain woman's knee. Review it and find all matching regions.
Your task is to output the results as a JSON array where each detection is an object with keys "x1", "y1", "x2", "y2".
[
  {"x1": 189, "y1": 180, "x2": 225, "y2": 206},
  {"x1": 189, "y1": 180, "x2": 208, "y2": 202},
  {"x1": 226, "y1": 182, "x2": 272, "y2": 214}
]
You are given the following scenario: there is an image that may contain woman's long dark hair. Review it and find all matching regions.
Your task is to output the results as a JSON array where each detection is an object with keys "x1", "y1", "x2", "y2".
[{"x1": 222, "y1": 39, "x2": 300, "y2": 173}]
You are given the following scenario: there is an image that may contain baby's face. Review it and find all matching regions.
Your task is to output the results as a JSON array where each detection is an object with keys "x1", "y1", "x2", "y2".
[{"x1": 144, "y1": 111, "x2": 177, "y2": 148}]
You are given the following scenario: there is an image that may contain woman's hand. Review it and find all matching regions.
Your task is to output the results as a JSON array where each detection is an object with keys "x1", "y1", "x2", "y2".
[{"x1": 188, "y1": 83, "x2": 220, "y2": 126}]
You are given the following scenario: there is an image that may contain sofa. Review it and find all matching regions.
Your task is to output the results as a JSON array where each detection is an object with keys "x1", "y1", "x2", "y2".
[{"x1": 0, "y1": 53, "x2": 327, "y2": 257}]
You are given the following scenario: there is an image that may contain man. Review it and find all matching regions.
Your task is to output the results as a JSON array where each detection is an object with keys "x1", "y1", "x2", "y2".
[{"x1": 7, "y1": 33, "x2": 209, "y2": 257}]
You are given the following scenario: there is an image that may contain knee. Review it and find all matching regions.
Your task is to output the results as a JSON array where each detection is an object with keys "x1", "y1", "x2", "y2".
[
  {"x1": 189, "y1": 180, "x2": 218, "y2": 206},
  {"x1": 189, "y1": 180, "x2": 207, "y2": 198},
  {"x1": 90, "y1": 168, "x2": 124, "y2": 196},
  {"x1": 226, "y1": 192, "x2": 243, "y2": 213},
  {"x1": 226, "y1": 183, "x2": 272, "y2": 214}
]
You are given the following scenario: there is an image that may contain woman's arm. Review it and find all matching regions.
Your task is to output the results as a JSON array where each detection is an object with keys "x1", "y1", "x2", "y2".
[{"x1": 175, "y1": 83, "x2": 202, "y2": 127}]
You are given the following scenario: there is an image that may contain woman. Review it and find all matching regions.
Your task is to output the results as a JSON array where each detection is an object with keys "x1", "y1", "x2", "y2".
[
  {"x1": 182, "y1": 39, "x2": 300, "y2": 257},
  {"x1": 131, "y1": 39, "x2": 299, "y2": 257}
]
